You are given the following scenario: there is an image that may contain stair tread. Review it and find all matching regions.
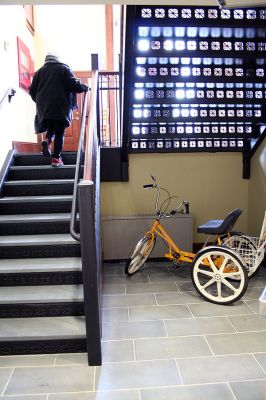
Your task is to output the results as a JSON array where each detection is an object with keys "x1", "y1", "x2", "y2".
[
  {"x1": 0, "y1": 316, "x2": 86, "y2": 340},
  {"x1": 0, "y1": 257, "x2": 81, "y2": 273},
  {"x1": 4, "y1": 179, "x2": 74, "y2": 185},
  {"x1": 0, "y1": 233, "x2": 78, "y2": 246},
  {"x1": 0, "y1": 213, "x2": 71, "y2": 223},
  {"x1": 0, "y1": 284, "x2": 84, "y2": 303},
  {"x1": 10, "y1": 165, "x2": 76, "y2": 170},
  {"x1": 0, "y1": 195, "x2": 72, "y2": 202}
]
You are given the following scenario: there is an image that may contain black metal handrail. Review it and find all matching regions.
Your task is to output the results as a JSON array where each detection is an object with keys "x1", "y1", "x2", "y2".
[
  {"x1": 0, "y1": 87, "x2": 16, "y2": 110},
  {"x1": 70, "y1": 54, "x2": 102, "y2": 366},
  {"x1": 70, "y1": 90, "x2": 88, "y2": 241}
]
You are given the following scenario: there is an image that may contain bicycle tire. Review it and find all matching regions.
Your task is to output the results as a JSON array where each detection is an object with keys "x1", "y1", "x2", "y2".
[
  {"x1": 125, "y1": 235, "x2": 156, "y2": 276},
  {"x1": 191, "y1": 246, "x2": 248, "y2": 305}
]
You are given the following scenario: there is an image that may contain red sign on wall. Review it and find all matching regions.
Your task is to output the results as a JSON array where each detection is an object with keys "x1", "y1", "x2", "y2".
[{"x1": 17, "y1": 37, "x2": 33, "y2": 92}]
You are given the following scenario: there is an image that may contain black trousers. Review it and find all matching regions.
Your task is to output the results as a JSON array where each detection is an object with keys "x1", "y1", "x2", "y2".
[{"x1": 44, "y1": 119, "x2": 66, "y2": 159}]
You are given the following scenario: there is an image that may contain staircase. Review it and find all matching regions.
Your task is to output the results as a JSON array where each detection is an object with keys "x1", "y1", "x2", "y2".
[{"x1": 0, "y1": 152, "x2": 87, "y2": 355}]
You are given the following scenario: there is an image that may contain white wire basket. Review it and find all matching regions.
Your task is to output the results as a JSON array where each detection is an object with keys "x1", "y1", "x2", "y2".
[{"x1": 223, "y1": 234, "x2": 265, "y2": 277}]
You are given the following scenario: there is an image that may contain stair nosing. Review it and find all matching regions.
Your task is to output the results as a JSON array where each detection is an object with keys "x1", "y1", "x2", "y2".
[{"x1": 4, "y1": 179, "x2": 74, "y2": 186}]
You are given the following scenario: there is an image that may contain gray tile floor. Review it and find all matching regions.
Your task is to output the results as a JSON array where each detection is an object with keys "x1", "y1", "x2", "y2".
[{"x1": 0, "y1": 261, "x2": 266, "y2": 400}]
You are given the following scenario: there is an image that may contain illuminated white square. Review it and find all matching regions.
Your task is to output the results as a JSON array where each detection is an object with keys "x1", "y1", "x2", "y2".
[{"x1": 138, "y1": 40, "x2": 150, "y2": 51}]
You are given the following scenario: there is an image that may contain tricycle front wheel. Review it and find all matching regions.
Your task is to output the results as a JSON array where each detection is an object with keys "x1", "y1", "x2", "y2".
[
  {"x1": 191, "y1": 246, "x2": 248, "y2": 305},
  {"x1": 125, "y1": 235, "x2": 156, "y2": 276}
]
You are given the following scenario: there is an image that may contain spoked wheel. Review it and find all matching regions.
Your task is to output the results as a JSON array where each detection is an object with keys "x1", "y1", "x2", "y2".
[
  {"x1": 191, "y1": 246, "x2": 248, "y2": 305},
  {"x1": 222, "y1": 234, "x2": 260, "y2": 278},
  {"x1": 125, "y1": 235, "x2": 156, "y2": 276}
]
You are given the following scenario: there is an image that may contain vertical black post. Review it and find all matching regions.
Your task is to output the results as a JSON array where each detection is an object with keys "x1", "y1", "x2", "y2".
[
  {"x1": 91, "y1": 54, "x2": 100, "y2": 143},
  {"x1": 120, "y1": 5, "x2": 136, "y2": 181},
  {"x1": 78, "y1": 181, "x2": 102, "y2": 366},
  {"x1": 242, "y1": 139, "x2": 251, "y2": 179}
]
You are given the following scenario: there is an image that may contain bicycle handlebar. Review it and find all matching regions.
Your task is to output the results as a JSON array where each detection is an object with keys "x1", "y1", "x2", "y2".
[{"x1": 143, "y1": 177, "x2": 189, "y2": 218}]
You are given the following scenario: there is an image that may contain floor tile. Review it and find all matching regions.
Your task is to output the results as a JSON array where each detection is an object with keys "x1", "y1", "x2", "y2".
[
  {"x1": 129, "y1": 304, "x2": 191, "y2": 322},
  {"x1": 189, "y1": 301, "x2": 254, "y2": 318},
  {"x1": 103, "y1": 266, "x2": 125, "y2": 276},
  {"x1": 148, "y1": 273, "x2": 181, "y2": 284},
  {"x1": 102, "y1": 320, "x2": 166, "y2": 340},
  {"x1": 149, "y1": 269, "x2": 191, "y2": 282},
  {"x1": 102, "y1": 294, "x2": 156, "y2": 308},
  {"x1": 95, "y1": 359, "x2": 181, "y2": 390},
  {"x1": 228, "y1": 314, "x2": 266, "y2": 332},
  {"x1": 176, "y1": 280, "x2": 196, "y2": 292},
  {"x1": 102, "y1": 307, "x2": 129, "y2": 323},
  {"x1": 0, "y1": 368, "x2": 13, "y2": 395},
  {"x1": 103, "y1": 284, "x2": 126, "y2": 295},
  {"x1": 165, "y1": 316, "x2": 235, "y2": 336},
  {"x1": 229, "y1": 380, "x2": 266, "y2": 400},
  {"x1": 56, "y1": 341, "x2": 135, "y2": 364},
  {"x1": 140, "y1": 383, "x2": 235, "y2": 400},
  {"x1": 245, "y1": 299, "x2": 259, "y2": 313},
  {"x1": 55, "y1": 353, "x2": 88, "y2": 365},
  {"x1": 247, "y1": 276, "x2": 266, "y2": 289},
  {"x1": 242, "y1": 286, "x2": 265, "y2": 300},
  {"x1": 101, "y1": 340, "x2": 135, "y2": 362},
  {"x1": 254, "y1": 353, "x2": 266, "y2": 372},
  {"x1": 135, "y1": 336, "x2": 212, "y2": 360},
  {"x1": 143, "y1": 264, "x2": 173, "y2": 275},
  {"x1": 126, "y1": 283, "x2": 179, "y2": 295},
  {"x1": 177, "y1": 354, "x2": 265, "y2": 384},
  {"x1": 206, "y1": 331, "x2": 266, "y2": 354},
  {"x1": 0, "y1": 354, "x2": 55, "y2": 367},
  {"x1": 155, "y1": 291, "x2": 204, "y2": 305},
  {"x1": 48, "y1": 389, "x2": 139, "y2": 400},
  {"x1": 4, "y1": 365, "x2": 94, "y2": 395},
  {"x1": 103, "y1": 275, "x2": 149, "y2": 285}
]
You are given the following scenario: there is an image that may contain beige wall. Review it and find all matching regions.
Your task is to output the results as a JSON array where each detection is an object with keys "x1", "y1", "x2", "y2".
[
  {"x1": 101, "y1": 152, "x2": 249, "y2": 242},
  {"x1": 248, "y1": 136, "x2": 266, "y2": 236}
]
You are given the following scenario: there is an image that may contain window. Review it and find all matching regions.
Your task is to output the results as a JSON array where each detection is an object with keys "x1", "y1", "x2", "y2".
[{"x1": 126, "y1": 6, "x2": 266, "y2": 153}]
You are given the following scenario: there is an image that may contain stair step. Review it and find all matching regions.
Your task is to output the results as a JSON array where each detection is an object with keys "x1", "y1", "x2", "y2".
[
  {"x1": 13, "y1": 152, "x2": 77, "y2": 166},
  {"x1": 0, "y1": 233, "x2": 77, "y2": 246},
  {"x1": 0, "y1": 213, "x2": 75, "y2": 235},
  {"x1": 0, "y1": 195, "x2": 72, "y2": 214},
  {"x1": 0, "y1": 233, "x2": 80, "y2": 259},
  {"x1": 0, "y1": 316, "x2": 86, "y2": 355},
  {"x1": 0, "y1": 257, "x2": 81, "y2": 273},
  {"x1": 8, "y1": 165, "x2": 77, "y2": 180},
  {"x1": 0, "y1": 284, "x2": 84, "y2": 303},
  {"x1": 3, "y1": 179, "x2": 74, "y2": 196},
  {"x1": 0, "y1": 316, "x2": 85, "y2": 339},
  {"x1": 0, "y1": 285, "x2": 84, "y2": 318},
  {"x1": 0, "y1": 256, "x2": 82, "y2": 286}
]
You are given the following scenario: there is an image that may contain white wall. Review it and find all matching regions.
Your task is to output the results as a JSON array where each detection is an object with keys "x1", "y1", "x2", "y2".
[
  {"x1": 34, "y1": 5, "x2": 106, "y2": 71},
  {"x1": 0, "y1": 5, "x2": 36, "y2": 167}
]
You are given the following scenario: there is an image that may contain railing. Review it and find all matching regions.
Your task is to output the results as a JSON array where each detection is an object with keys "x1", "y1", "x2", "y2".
[
  {"x1": 99, "y1": 72, "x2": 121, "y2": 148},
  {"x1": 0, "y1": 87, "x2": 16, "y2": 110},
  {"x1": 70, "y1": 54, "x2": 102, "y2": 366}
]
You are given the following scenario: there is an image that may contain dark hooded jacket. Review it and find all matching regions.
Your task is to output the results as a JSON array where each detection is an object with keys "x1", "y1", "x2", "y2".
[{"x1": 29, "y1": 61, "x2": 87, "y2": 128}]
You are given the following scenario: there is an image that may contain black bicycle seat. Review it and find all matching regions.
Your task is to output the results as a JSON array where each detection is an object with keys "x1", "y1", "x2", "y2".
[{"x1": 197, "y1": 208, "x2": 243, "y2": 235}]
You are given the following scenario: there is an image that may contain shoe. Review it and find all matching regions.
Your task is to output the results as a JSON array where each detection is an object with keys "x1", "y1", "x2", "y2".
[
  {"x1": 42, "y1": 139, "x2": 52, "y2": 158},
  {"x1": 51, "y1": 157, "x2": 64, "y2": 167}
]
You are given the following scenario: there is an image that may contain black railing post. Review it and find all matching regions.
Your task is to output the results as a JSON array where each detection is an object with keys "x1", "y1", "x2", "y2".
[
  {"x1": 78, "y1": 180, "x2": 102, "y2": 366},
  {"x1": 91, "y1": 54, "x2": 100, "y2": 143}
]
